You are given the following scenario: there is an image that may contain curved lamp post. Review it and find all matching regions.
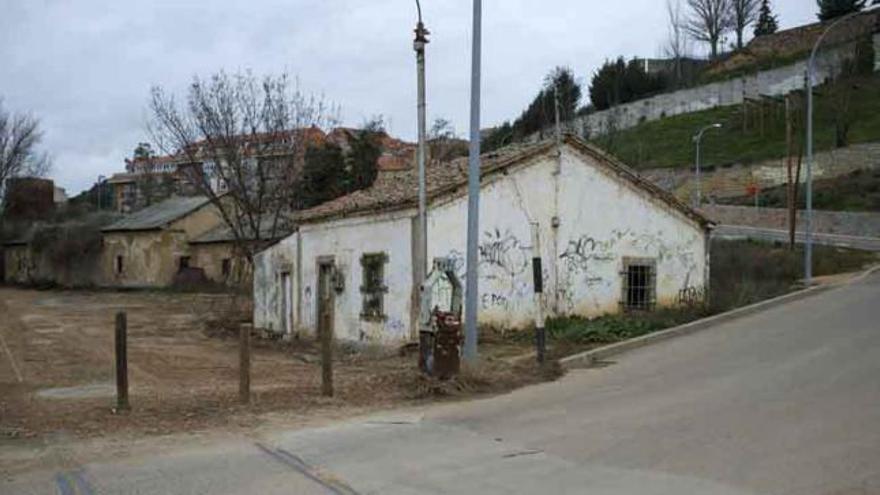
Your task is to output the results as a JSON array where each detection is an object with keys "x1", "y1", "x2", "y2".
[
  {"x1": 692, "y1": 123, "x2": 722, "y2": 208},
  {"x1": 804, "y1": 3, "x2": 879, "y2": 285}
]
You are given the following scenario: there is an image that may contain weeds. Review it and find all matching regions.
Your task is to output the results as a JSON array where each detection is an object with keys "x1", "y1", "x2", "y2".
[{"x1": 543, "y1": 239, "x2": 876, "y2": 348}]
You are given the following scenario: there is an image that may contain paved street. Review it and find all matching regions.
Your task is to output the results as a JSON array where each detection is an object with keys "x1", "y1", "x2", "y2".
[{"x1": 3, "y1": 271, "x2": 880, "y2": 494}]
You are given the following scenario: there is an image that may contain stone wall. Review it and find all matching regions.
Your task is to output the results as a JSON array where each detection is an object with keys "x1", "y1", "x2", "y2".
[
  {"x1": 702, "y1": 204, "x2": 880, "y2": 238},
  {"x1": 527, "y1": 39, "x2": 874, "y2": 142},
  {"x1": 641, "y1": 141, "x2": 880, "y2": 203}
]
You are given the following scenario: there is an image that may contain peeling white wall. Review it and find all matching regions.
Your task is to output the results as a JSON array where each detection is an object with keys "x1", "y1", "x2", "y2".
[
  {"x1": 276, "y1": 212, "x2": 415, "y2": 343},
  {"x1": 253, "y1": 144, "x2": 709, "y2": 342}
]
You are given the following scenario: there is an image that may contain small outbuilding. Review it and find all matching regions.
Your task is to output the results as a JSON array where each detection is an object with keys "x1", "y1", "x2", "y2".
[
  {"x1": 253, "y1": 135, "x2": 713, "y2": 342},
  {"x1": 101, "y1": 196, "x2": 221, "y2": 288}
]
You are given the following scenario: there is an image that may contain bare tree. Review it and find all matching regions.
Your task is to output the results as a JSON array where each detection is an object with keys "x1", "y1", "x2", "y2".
[
  {"x1": 685, "y1": 0, "x2": 733, "y2": 59},
  {"x1": 0, "y1": 98, "x2": 51, "y2": 202},
  {"x1": 730, "y1": 0, "x2": 760, "y2": 50},
  {"x1": 148, "y1": 70, "x2": 338, "y2": 264},
  {"x1": 665, "y1": 0, "x2": 691, "y2": 88}
]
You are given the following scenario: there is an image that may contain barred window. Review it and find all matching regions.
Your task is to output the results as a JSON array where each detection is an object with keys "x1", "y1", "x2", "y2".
[
  {"x1": 360, "y1": 253, "x2": 388, "y2": 320},
  {"x1": 622, "y1": 258, "x2": 656, "y2": 311}
]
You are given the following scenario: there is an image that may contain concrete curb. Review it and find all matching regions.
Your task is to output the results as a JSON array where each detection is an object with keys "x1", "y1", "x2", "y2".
[{"x1": 558, "y1": 264, "x2": 880, "y2": 370}]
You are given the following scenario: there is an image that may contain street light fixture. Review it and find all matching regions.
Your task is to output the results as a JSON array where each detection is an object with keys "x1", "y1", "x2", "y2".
[
  {"x1": 804, "y1": 3, "x2": 879, "y2": 286},
  {"x1": 692, "y1": 123, "x2": 722, "y2": 208}
]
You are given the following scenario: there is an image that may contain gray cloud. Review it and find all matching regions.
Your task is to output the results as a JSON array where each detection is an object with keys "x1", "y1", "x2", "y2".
[{"x1": 0, "y1": 0, "x2": 815, "y2": 195}]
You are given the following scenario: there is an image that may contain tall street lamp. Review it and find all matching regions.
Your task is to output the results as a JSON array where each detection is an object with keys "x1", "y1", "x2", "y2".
[
  {"x1": 413, "y1": 1, "x2": 429, "y2": 339},
  {"x1": 804, "y1": 3, "x2": 879, "y2": 286},
  {"x1": 692, "y1": 123, "x2": 722, "y2": 208},
  {"x1": 463, "y1": 0, "x2": 482, "y2": 362}
]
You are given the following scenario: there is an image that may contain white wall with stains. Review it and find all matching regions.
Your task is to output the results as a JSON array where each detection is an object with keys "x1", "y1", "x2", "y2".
[
  {"x1": 296, "y1": 211, "x2": 414, "y2": 342},
  {"x1": 253, "y1": 142, "x2": 709, "y2": 342}
]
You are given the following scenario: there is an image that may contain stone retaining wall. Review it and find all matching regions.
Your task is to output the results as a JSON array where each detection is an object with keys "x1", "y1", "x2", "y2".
[
  {"x1": 702, "y1": 204, "x2": 880, "y2": 238},
  {"x1": 641, "y1": 141, "x2": 880, "y2": 203}
]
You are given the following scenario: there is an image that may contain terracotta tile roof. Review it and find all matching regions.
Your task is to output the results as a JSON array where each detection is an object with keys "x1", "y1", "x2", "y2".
[{"x1": 294, "y1": 135, "x2": 713, "y2": 229}]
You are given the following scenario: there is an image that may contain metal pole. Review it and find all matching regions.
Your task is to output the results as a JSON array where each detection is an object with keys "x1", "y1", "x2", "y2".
[
  {"x1": 530, "y1": 223, "x2": 545, "y2": 364},
  {"x1": 463, "y1": 0, "x2": 482, "y2": 362},
  {"x1": 414, "y1": 4, "x2": 429, "y2": 298},
  {"x1": 694, "y1": 137, "x2": 702, "y2": 208},
  {"x1": 805, "y1": 66, "x2": 816, "y2": 284},
  {"x1": 414, "y1": 3, "x2": 430, "y2": 348},
  {"x1": 803, "y1": 6, "x2": 879, "y2": 284}
]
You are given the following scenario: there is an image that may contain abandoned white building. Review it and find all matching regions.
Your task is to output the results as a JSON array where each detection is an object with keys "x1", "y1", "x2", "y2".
[{"x1": 253, "y1": 135, "x2": 713, "y2": 343}]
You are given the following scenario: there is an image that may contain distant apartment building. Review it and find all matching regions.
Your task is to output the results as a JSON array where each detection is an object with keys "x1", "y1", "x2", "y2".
[{"x1": 108, "y1": 127, "x2": 415, "y2": 215}]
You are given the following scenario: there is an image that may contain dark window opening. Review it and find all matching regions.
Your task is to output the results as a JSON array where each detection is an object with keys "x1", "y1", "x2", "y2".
[
  {"x1": 360, "y1": 252, "x2": 388, "y2": 320},
  {"x1": 115, "y1": 255, "x2": 124, "y2": 275},
  {"x1": 622, "y1": 258, "x2": 656, "y2": 311},
  {"x1": 178, "y1": 256, "x2": 191, "y2": 272},
  {"x1": 221, "y1": 258, "x2": 231, "y2": 278}
]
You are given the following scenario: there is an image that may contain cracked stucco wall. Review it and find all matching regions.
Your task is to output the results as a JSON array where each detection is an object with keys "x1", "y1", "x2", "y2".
[{"x1": 253, "y1": 146, "x2": 709, "y2": 342}]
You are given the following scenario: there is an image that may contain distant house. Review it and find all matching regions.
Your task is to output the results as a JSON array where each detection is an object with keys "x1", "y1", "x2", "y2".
[
  {"x1": 253, "y1": 135, "x2": 713, "y2": 342},
  {"x1": 189, "y1": 217, "x2": 292, "y2": 287},
  {"x1": 1, "y1": 235, "x2": 33, "y2": 285},
  {"x1": 100, "y1": 196, "x2": 223, "y2": 288},
  {"x1": 108, "y1": 154, "x2": 201, "y2": 214}
]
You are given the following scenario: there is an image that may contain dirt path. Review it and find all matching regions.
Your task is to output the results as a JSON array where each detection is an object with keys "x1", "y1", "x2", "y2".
[
  {"x1": 0, "y1": 286, "x2": 550, "y2": 462},
  {"x1": 0, "y1": 297, "x2": 25, "y2": 383}
]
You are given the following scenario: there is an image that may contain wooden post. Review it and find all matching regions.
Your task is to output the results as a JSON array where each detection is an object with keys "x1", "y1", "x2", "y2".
[
  {"x1": 321, "y1": 327, "x2": 333, "y2": 397},
  {"x1": 239, "y1": 324, "x2": 251, "y2": 404},
  {"x1": 114, "y1": 312, "x2": 130, "y2": 412}
]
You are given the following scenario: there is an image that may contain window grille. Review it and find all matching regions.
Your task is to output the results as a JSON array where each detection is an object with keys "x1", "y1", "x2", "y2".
[
  {"x1": 360, "y1": 253, "x2": 388, "y2": 320},
  {"x1": 621, "y1": 258, "x2": 656, "y2": 311}
]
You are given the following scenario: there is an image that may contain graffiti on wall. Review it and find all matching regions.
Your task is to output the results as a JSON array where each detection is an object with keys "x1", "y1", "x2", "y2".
[{"x1": 556, "y1": 229, "x2": 700, "y2": 312}]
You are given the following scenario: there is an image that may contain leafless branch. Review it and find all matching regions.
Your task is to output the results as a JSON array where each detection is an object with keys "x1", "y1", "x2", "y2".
[
  {"x1": 730, "y1": 0, "x2": 760, "y2": 50},
  {"x1": 685, "y1": 0, "x2": 733, "y2": 59},
  {"x1": 0, "y1": 98, "x2": 51, "y2": 201},
  {"x1": 148, "y1": 70, "x2": 339, "y2": 264}
]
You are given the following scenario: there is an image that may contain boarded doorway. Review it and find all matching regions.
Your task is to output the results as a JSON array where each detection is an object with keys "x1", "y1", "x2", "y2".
[
  {"x1": 316, "y1": 259, "x2": 335, "y2": 342},
  {"x1": 281, "y1": 272, "x2": 293, "y2": 335}
]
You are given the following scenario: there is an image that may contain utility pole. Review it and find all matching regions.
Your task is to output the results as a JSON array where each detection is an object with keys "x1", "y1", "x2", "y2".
[
  {"x1": 463, "y1": 0, "x2": 482, "y2": 362},
  {"x1": 692, "y1": 123, "x2": 722, "y2": 208},
  {"x1": 785, "y1": 94, "x2": 796, "y2": 250},
  {"x1": 413, "y1": 0, "x2": 430, "y2": 347}
]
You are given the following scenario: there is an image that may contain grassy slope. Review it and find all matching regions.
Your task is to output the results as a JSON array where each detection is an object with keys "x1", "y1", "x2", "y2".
[
  {"x1": 720, "y1": 167, "x2": 880, "y2": 212},
  {"x1": 594, "y1": 75, "x2": 880, "y2": 170}
]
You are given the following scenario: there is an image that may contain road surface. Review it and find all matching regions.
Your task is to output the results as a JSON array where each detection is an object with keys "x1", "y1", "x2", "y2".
[{"x1": 3, "y1": 271, "x2": 879, "y2": 494}]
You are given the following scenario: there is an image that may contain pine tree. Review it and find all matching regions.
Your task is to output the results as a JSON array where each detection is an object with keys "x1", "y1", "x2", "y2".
[
  {"x1": 753, "y1": 0, "x2": 779, "y2": 36},
  {"x1": 817, "y1": 0, "x2": 866, "y2": 21}
]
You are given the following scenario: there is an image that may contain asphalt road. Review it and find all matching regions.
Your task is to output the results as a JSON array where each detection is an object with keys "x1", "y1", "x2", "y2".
[{"x1": 3, "y1": 271, "x2": 879, "y2": 494}]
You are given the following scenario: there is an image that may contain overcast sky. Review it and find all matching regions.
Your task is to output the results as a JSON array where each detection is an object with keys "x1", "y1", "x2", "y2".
[{"x1": 1, "y1": 1, "x2": 815, "y2": 195}]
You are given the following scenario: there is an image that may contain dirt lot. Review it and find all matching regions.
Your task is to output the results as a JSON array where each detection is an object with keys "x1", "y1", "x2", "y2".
[{"x1": 0, "y1": 288, "x2": 552, "y2": 443}]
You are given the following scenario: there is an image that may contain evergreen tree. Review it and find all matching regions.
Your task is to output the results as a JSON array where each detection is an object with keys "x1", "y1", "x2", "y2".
[
  {"x1": 297, "y1": 142, "x2": 346, "y2": 209},
  {"x1": 817, "y1": 0, "x2": 866, "y2": 21},
  {"x1": 347, "y1": 120, "x2": 383, "y2": 192},
  {"x1": 588, "y1": 58, "x2": 668, "y2": 111},
  {"x1": 753, "y1": 0, "x2": 779, "y2": 36},
  {"x1": 481, "y1": 67, "x2": 581, "y2": 149}
]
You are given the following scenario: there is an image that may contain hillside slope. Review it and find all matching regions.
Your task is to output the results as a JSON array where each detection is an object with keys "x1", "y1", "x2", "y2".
[{"x1": 594, "y1": 75, "x2": 880, "y2": 171}]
